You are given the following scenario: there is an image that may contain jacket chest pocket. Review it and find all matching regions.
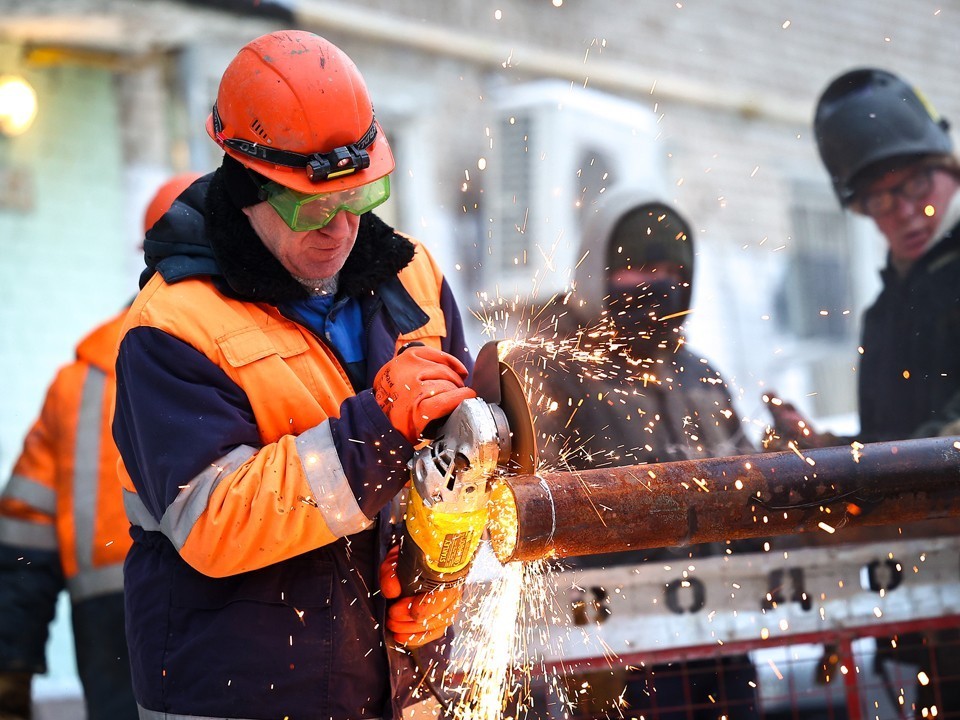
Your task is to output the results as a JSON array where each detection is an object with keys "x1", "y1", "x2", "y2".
[
  {"x1": 217, "y1": 324, "x2": 311, "y2": 367},
  {"x1": 216, "y1": 324, "x2": 351, "y2": 434}
]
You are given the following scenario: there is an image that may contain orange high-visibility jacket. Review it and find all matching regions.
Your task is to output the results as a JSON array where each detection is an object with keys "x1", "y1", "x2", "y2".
[
  {"x1": 0, "y1": 310, "x2": 136, "y2": 718},
  {"x1": 0, "y1": 310, "x2": 131, "y2": 596},
  {"x1": 114, "y1": 231, "x2": 469, "y2": 719},
  {"x1": 117, "y1": 239, "x2": 450, "y2": 577}
]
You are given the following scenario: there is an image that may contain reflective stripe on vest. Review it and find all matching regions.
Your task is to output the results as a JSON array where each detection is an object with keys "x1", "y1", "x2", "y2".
[
  {"x1": 296, "y1": 421, "x2": 372, "y2": 537},
  {"x1": 123, "y1": 489, "x2": 159, "y2": 532},
  {"x1": 66, "y1": 563, "x2": 124, "y2": 600},
  {"x1": 0, "y1": 514, "x2": 57, "y2": 550},
  {"x1": 123, "y1": 450, "x2": 253, "y2": 543},
  {"x1": 3, "y1": 474, "x2": 56, "y2": 513},
  {"x1": 160, "y1": 444, "x2": 257, "y2": 549},
  {"x1": 68, "y1": 367, "x2": 124, "y2": 601}
]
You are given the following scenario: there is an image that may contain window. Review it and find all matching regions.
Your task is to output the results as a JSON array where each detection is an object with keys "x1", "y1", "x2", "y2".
[{"x1": 776, "y1": 198, "x2": 858, "y2": 341}]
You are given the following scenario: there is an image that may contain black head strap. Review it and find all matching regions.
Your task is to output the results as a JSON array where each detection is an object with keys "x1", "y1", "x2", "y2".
[{"x1": 212, "y1": 104, "x2": 377, "y2": 182}]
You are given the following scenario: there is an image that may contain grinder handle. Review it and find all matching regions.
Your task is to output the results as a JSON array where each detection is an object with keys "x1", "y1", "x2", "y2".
[{"x1": 397, "y1": 523, "x2": 470, "y2": 595}]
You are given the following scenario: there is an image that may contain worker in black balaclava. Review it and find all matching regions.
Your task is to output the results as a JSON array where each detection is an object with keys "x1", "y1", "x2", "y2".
[{"x1": 504, "y1": 187, "x2": 760, "y2": 720}]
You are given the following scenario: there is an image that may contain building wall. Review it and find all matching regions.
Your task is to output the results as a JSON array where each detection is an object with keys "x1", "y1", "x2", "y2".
[
  {"x1": 0, "y1": 41, "x2": 128, "y2": 474},
  {"x1": 0, "y1": 38, "x2": 128, "y2": 703},
  {"x1": 291, "y1": 0, "x2": 957, "y2": 430}
]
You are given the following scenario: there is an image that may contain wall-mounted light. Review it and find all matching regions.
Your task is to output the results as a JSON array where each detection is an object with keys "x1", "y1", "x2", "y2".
[{"x1": 0, "y1": 75, "x2": 38, "y2": 137}]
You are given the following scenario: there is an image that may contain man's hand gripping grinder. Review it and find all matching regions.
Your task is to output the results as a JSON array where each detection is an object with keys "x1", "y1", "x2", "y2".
[{"x1": 397, "y1": 341, "x2": 537, "y2": 594}]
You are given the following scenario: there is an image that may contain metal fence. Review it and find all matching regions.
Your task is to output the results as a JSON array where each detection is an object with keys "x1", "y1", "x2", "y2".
[{"x1": 510, "y1": 533, "x2": 960, "y2": 720}]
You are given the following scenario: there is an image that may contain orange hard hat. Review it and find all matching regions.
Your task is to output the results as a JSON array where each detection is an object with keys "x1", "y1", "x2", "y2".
[
  {"x1": 143, "y1": 172, "x2": 203, "y2": 233},
  {"x1": 205, "y1": 30, "x2": 395, "y2": 195}
]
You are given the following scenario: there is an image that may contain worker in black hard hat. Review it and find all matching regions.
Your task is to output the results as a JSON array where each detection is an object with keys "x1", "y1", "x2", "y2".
[
  {"x1": 771, "y1": 67, "x2": 960, "y2": 445},
  {"x1": 767, "y1": 67, "x2": 960, "y2": 720}
]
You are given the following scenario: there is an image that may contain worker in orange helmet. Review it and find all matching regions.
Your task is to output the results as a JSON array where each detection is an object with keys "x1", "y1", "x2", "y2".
[
  {"x1": 0, "y1": 172, "x2": 202, "y2": 720},
  {"x1": 112, "y1": 31, "x2": 473, "y2": 720}
]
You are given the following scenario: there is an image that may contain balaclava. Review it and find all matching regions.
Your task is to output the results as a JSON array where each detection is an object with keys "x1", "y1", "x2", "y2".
[{"x1": 604, "y1": 202, "x2": 694, "y2": 354}]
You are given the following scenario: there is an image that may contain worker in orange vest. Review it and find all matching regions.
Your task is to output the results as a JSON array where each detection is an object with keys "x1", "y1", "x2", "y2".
[{"x1": 0, "y1": 172, "x2": 202, "y2": 720}]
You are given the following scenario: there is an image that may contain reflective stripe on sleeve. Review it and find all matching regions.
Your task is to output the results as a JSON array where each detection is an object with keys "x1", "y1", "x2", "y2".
[
  {"x1": 0, "y1": 515, "x2": 57, "y2": 550},
  {"x1": 160, "y1": 445, "x2": 258, "y2": 550},
  {"x1": 1, "y1": 474, "x2": 56, "y2": 514},
  {"x1": 66, "y1": 562, "x2": 124, "y2": 601},
  {"x1": 73, "y1": 367, "x2": 105, "y2": 574},
  {"x1": 123, "y1": 488, "x2": 160, "y2": 531},
  {"x1": 296, "y1": 422, "x2": 372, "y2": 538},
  {"x1": 137, "y1": 705, "x2": 262, "y2": 720}
]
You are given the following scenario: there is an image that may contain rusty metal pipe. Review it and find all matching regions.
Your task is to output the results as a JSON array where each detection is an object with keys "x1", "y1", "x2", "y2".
[{"x1": 488, "y1": 436, "x2": 960, "y2": 563}]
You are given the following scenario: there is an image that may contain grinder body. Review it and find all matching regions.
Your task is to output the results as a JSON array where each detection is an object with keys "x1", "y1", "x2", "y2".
[
  {"x1": 398, "y1": 397, "x2": 512, "y2": 594},
  {"x1": 396, "y1": 341, "x2": 537, "y2": 595}
]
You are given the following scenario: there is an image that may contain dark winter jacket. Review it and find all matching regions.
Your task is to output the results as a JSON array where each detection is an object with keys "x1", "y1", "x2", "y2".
[
  {"x1": 113, "y1": 170, "x2": 471, "y2": 720},
  {"x1": 522, "y1": 332, "x2": 751, "y2": 471},
  {"x1": 858, "y1": 215, "x2": 960, "y2": 442}
]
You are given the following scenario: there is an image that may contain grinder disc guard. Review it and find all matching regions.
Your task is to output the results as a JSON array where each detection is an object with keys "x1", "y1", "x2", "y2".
[{"x1": 471, "y1": 341, "x2": 538, "y2": 475}]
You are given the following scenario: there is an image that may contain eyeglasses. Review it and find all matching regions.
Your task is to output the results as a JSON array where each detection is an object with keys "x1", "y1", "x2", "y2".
[
  {"x1": 855, "y1": 167, "x2": 934, "y2": 217},
  {"x1": 260, "y1": 175, "x2": 391, "y2": 231}
]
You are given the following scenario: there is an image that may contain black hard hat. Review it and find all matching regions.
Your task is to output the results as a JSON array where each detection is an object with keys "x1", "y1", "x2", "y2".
[{"x1": 814, "y1": 68, "x2": 952, "y2": 205}]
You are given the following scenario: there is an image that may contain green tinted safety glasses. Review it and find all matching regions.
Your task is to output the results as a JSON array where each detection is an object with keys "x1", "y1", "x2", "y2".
[{"x1": 262, "y1": 175, "x2": 391, "y2": 231}]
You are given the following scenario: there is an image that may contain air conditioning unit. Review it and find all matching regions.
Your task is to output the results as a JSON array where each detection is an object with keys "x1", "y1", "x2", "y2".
[{"x1": 482, "y1": 80, "x2": 666, "y2": 301}]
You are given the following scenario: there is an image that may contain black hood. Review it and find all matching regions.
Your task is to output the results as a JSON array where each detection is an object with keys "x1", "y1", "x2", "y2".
[{"x1": 141, "y1": 169, "x2": 416, "y2": 304}]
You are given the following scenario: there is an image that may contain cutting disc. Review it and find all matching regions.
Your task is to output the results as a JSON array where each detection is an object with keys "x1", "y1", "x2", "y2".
[{"x1": 472, "y1": 341, "x2": 538, "y2": 474}]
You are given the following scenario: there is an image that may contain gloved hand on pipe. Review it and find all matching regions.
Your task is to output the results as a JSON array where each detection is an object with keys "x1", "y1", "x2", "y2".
[
  {"x1": 379, "y1": 544, "x2": 462, "y2": 648},
  {"x1": 373, "y1": 343, "x2": 476, "y2": 444},
  {"x1": 762, "y1": 391, "x2": 838, "y2": 450}
]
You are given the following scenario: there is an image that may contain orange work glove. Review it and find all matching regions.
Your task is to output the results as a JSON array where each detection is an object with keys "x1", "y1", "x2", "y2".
[
  {"x1": 379, "y1": 544, "x2": 463, "y2": 648},
  {"x1": 373, "y1": 344, "x2": 476, "y2": 443}
]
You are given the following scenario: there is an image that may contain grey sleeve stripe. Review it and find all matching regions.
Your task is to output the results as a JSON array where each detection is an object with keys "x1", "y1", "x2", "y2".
[
  {"x1": 2, "y1": 474, "x2": 56, "y2": 514},
  {"x1": 123, "y1": 489, "x2": 160, "y2": 531},
  {"x1": 160, "y1": 445, "x2": 258, "y2": 550},
  {"x1": 73, "y1": 367, "x2": 106, "y2": 572},
  {"x1": 67, "y1": 563, "x2": 124, "y2": 602},
  {"x1": 137, "y1": 705, "x2": 261, "y2": 720},
  {"x1": 296, "y1": 423, "x2": 372, "y2": 538},
  {"x1": 0, "y1": 515, "x2": 58, "y2": 550}
]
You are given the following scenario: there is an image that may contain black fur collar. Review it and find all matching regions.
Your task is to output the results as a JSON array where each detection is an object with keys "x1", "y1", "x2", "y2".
[{"x1": 205, "y1": 167, "x2": 416, "y2": 303}]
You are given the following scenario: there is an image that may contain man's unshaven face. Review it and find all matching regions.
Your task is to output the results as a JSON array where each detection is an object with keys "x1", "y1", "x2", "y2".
[{"x1": 243, "y1": 202, "x2": 361, "y2": 283}]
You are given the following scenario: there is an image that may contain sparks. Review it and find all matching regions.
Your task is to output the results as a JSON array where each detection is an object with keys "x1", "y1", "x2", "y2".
[{"x1": 445, "y1": 558, "x2": 573, "y2": 719}]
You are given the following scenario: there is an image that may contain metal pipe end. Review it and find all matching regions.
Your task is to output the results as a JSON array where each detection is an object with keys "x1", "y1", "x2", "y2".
[{"x1": 488, "y1": 481, "x2": 519, "y2": 563}]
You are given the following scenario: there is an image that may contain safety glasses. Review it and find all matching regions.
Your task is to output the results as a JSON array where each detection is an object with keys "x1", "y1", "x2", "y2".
[
  {"x1": 855, "y1": 167, "x2": 934, "y2": 217},
  {"x1": 261, "y1": 175, "x2": 391, "y2": 231}
]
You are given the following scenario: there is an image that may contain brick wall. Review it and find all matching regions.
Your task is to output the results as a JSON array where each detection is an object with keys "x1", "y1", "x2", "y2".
[{"x1": 301, "y1": 0, "x2": 955, "y2": 429}]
